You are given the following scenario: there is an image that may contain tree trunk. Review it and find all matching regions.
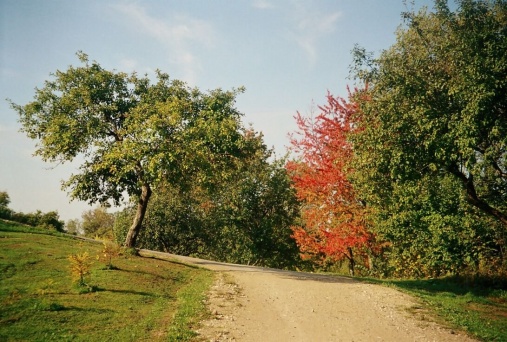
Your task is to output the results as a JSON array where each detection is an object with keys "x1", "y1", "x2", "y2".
[
  {"x1": 347, "y1": 247, "x2": 355, "y2": 276},
  {"x1": 367, "y1": 252, "x2": 374, "y2": 272},
  {"x1": 124, "y1": 183, "x2": 152, "y2": 248}
]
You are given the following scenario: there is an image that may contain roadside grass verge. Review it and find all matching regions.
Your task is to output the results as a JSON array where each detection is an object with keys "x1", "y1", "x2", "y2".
[
  {"x1": 167, "y1": 270, "x2": 213, "y2": 341},
  {"x1": 364, "y1": 276, "x2": 507, "y2": 341},
  {"x1": 0, "y1": 220, "x2": 213, "y2": 341}
]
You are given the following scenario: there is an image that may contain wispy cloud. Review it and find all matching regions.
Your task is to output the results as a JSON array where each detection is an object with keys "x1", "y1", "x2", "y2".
[
  {"x1": 287, "y1": 2, "x2": 342, "y2": 66},
  {"x1": 252, "y1": 0, "x2": 275, "y2": 10},
  {"x1": 112, "y1": 3, "x2": 215, "y2": 84},
  {"x1": 117, "y1": 58, "x2": 138, "y2": 72},
  {"x1": 1, "y1": 67, "x2": 20, "y2": 80}
]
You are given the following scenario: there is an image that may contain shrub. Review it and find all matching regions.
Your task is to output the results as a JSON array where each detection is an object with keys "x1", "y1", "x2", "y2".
[
  {"x1": 68, "y1": 252, "x2": 92, "y2": 286},
  {"x1": 96, "y1": 239, "x2": 121, "y2": 269}
]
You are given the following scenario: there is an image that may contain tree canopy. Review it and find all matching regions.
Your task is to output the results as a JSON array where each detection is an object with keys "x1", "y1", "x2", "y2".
[
  {"x1": 352, "y1": 0, "x2": 507, "y2": 224},
  {"x1": 348, "y1": 0, "x2": 507, "y2": 275},
  {"x1": 286, "y1": 0, "x2": 507, "y2": 277},
  {"x1": 114, "y1": 129, "x2": 302, "y2": 269},
  {"x1": 0, "y1": 191, "x2": 11, "y2": 219},
  {"x1": 287, "y1": 90, "x2": 372, "y2": 275},
  {"x1": 81, "y1": 206, "x2": 115, "y2": 238},
  {"x1": 11, "y1": 52, "x2": 247, "y2": 247}
]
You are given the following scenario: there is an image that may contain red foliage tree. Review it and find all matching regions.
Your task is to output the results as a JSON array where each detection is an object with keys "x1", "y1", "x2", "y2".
[{"x1": 287, "y1": 88, "x2": 372, "y2": 275}]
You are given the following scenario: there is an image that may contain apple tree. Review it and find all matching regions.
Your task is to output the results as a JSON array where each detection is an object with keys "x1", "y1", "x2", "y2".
[{"x1": 10, "y1": 52, "x2": 246, "y2": 247}]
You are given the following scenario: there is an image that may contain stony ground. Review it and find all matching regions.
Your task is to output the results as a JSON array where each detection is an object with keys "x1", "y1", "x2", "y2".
[{"x1": 140, "y1": 251, "x2": 477, "y2": 342}]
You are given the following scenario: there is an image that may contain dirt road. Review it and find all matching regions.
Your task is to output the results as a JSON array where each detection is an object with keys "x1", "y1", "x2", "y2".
[{"x1": 140, "y1": 250, "x2": 476, "y2": 342}]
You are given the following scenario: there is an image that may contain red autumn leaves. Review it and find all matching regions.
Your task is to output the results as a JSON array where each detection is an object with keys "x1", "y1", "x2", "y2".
[{"x1": 287, "y1": 88, "x2": 372, "y2": 268}]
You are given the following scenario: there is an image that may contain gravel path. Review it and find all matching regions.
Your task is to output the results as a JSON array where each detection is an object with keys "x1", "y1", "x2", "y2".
[{"x1": 140, "y1": 250, "x2": 476, "y2": 342}]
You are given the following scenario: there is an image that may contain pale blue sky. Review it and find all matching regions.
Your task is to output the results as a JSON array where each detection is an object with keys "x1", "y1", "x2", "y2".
[{"x1": 0, "y1": 0, "x2": 435, "y2": 221}]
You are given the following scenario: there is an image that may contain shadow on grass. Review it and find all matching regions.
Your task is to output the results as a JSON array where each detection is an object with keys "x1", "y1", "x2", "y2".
[
  {"x1": 98, "y1": 265, "x2": 121, "y2": 271},
  {"x1": 114, "y1": 266, "x2": 180, "y2": 282},
  {"x1": 368, "y1": 275, "x2": 507, "y2": 298},
  {"x1": 46, "y1": 304, "x2": 115, "y2": 313},
  {"x1": 105, "y1": 288, "x2": 166, "y2": 298},
  {"x1": 78, "y1": 285, "x2": 162, "y2": 298}
]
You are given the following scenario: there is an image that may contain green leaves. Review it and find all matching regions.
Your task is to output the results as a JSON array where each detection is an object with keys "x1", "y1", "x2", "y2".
[
  {"x1": 11, "y1": 52, "x2": 251, "y2": 247},
  {"x1": 114, "y1": 130, "x2": 301, "y2": 269},
  {"x1": 350, "y1": 1, "x2": 507, "y2": 277}
]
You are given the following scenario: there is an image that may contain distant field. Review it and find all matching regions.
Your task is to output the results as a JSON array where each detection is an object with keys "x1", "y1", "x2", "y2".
[{"x1": 0, "y1": 220, "x2": 213, "y2": 341}]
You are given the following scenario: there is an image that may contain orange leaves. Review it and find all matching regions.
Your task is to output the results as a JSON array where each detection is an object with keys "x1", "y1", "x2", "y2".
[{"x1": 288, "y1": 88, "x2": 372, "y2": 263}]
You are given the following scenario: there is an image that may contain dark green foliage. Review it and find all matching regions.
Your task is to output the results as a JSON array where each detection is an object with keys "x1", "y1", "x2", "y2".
[
  {"x1": 114, "y1": 186, "x2": 204, "y2": 257},
  {"x1": 0, "y1": 192, "x2": 67, "y2": 233},
  {"x1": 8, "y1": 210, "x2": 64, "y2": 232},
  {"x1": 0, "y1": 191, "x2": 12, "y2": 219},
  {"x1": 370, "y1": 174, "x2": 505, "y2": 278},
  {"x1": 350, "y1": 0, "x2": 507, "y2": 277},
  {"x1": 115, "y1": 131, "x2": 302, "y2": 269}
]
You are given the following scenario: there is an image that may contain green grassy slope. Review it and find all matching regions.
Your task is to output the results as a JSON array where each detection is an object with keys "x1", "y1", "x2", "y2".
[{"x1": 0, "y1": 220, "x2": 212, "y2": 341}]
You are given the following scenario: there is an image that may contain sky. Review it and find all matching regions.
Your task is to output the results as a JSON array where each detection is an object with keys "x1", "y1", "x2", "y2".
[{"x1": 0, "y1": 0, "x2": 436, "y2": 222}]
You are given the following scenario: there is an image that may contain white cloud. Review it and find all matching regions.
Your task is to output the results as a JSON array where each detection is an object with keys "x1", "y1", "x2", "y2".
[
  {"x1": 112, "y1": 3, "x2": 215, "y2": 84},
  {"x1": 118, "y1": 58, "x2": 138, "y2": 72},
  {"x1": 1, "y1": 67, "x2": 19, "y2": 79},
  {"x1": 287, "y1": 2, "x2": 342, "y2": 66},
  {"x1": 252, "y1": 0, "x2": 275, "y2": 10}
]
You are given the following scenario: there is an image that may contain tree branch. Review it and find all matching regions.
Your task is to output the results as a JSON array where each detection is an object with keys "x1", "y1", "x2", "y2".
[{"x1": 448, "y1": 163, "x2": 507, "y2": 226}]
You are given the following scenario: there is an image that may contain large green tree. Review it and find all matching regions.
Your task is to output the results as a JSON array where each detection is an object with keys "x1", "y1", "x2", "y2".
[
  {"x1": 10, "y1": 52, "x2": 245, "y2": 247},
  {"x1": 352, "y1": 0, "x2": 507, "y2": 226},
  {"x1": 115, "y1": 129, "x2": 302, "y2": 269},
  {"x1": 81, "y1": 206, "x2": 115, "y2": 238},
  {"x1": 350, "y1": 0, "x2": 507, "y2": 274}
]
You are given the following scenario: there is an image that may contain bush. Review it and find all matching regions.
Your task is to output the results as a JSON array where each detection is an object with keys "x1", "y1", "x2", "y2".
[
  {"x1": 9, "y1": 210, "x2": 64, "y2": 232},
  {"x1": 96, "y1": 239, "x2": 121, "y2": 269},
  {"x1": 68, "y1": 252, "x2": 92, "y2": 286},
  {"x1": 0, "y1": 191, "x2": 12, "y2": 220}
]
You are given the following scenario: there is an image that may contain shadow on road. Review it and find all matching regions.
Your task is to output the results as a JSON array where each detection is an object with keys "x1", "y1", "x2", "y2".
[{"x1": 139, "y1": 249, "x2": 357, "y2": 284}]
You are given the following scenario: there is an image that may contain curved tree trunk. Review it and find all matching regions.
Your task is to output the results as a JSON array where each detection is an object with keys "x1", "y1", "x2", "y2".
[{"x1": 124, "y1": 183, "x2": 152, "y2": 248}]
